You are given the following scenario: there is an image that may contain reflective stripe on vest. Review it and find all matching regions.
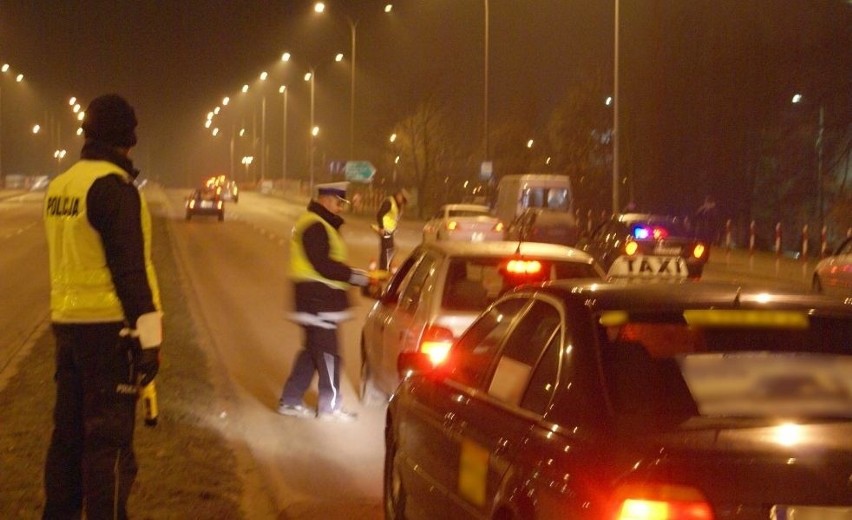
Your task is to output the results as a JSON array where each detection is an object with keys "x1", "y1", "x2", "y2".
[
  {"x1": 289, "y1": 211, "x2": 349, "y2": 290},
  {"x1": 381, "y1": 196, "x2": 400, "y2": 232},
  {"x1": 44, "y1": 160, "x2": 162, "y2": 322}
]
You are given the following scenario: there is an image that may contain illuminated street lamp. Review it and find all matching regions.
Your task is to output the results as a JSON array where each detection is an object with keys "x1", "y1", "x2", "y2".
[
  {"x1": 314, "y1": 2, "x2": 393, "y2": 159},
  {"x1": 241, "y1": 155, "x2": 254, "y2": 181},
  {"x1": 53, "y1": 149, "x2": 67, "y2": 173}
]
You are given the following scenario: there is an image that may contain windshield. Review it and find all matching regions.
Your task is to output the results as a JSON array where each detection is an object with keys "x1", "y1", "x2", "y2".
[{"x1": 597, "y1": 310, "x2": 852, "y2": 420}]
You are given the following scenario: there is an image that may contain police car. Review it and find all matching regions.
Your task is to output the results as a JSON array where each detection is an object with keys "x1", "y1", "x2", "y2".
[
  {"x1": 385, "y1": 281, "x2": 852, "y2": 519},
  {"x1": 576, "y1": 213, "x2": 708, "y2": 278}
]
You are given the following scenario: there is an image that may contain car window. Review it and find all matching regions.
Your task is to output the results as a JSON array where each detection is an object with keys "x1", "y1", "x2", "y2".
[
  {"x1": 520, "y1": 335, "x2": 561, "y2": 414},
  {"x1": 441, "y1": 257, "x2": 600, "y2": 311},
  {"x1": 446, "y1": 298, "x2": 529, "y2": 389},
  {"x1": 487, "y1": 300, "x2": 561, "y2": 406},
  {"x1": 383, "y1": 249, "x2": 422, "y2": 302},
  {"x1": 398, "y1": 252, "x2": 438, "y2": 312}
]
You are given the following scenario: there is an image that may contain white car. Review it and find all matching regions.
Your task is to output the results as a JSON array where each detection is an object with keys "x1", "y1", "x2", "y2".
[
  {"x1": 359, "y1": 240, "x2": 604, "y2": 404},
  {"x1": 421, "y1": 203, "x2": 505, "y2": 242},
  {"x1": 813, "y1": 236, "x2": 852, "y2": 297}
]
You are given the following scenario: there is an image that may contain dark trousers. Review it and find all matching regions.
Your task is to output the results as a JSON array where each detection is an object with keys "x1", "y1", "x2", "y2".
[
  {"x1": 379, "y1": 233, "x2": 395, "y2": 272},
  {"x1": 44, "y1": 322, "x2": 138, "y2": 520},
  {"x1": 279, "y1": 325, "x2": 343, "y2": 414}
]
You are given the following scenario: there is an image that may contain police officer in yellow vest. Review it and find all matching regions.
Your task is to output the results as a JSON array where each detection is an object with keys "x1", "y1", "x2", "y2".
[
  {"x1": 43, "y1": 94, "x2": 162, "y2": 519},
  {"x1": 278, "y1": 182, "x2": 369, "y2": 422},
  {"x1": 375, "y1": 188, "x2": 409, "y2": 271}
]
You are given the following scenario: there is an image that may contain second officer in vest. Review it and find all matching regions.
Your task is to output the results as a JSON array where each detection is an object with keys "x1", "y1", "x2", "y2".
[{"x1": 278, "y1": 182, "x2": 369, "y2": 422}]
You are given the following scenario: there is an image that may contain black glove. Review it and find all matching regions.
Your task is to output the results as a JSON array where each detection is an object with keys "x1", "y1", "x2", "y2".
[{"x1": 135, "y1": 346, "x2": 160, "y2": 387}]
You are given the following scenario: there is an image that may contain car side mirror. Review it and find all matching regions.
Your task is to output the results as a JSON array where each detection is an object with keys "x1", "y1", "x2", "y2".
[{"x1": 397, "y1": 351, "x2": 434, "y2": 379}]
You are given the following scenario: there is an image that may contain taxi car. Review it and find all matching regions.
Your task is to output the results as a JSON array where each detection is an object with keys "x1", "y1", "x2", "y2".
[
  {"x1": 422, "y1": 204, "x2": 505, "y2": 242},
  {"x1": 360, "y1": 240, "x2": 603, "y2": 404},
  {"x1": 385, "y1": 281, "x2": 852, "y2": 520},
  {"x1": 576, "y1": 213, "x2": 708, "y2": 278},
  {"x1": 813, "y1": 235, "x2": 852, "y2": 297},
  {"x1": 185, "y1": 188, "x2": 224, "y2": 221}
]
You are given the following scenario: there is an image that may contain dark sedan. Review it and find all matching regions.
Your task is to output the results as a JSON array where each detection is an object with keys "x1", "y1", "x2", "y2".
[
  {"x1": 385, "y1": 281, "x2": 852, "y2": 520},
  {"x1": 577, "y1": 213, "x2": 708, "y2": 278},
  {"x1": 185, "y1": 188, "x2": 224, "y2": 221}
]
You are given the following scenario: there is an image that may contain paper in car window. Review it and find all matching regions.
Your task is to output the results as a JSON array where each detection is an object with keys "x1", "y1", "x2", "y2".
[{"x1": 680, "y1": 353, "x2": 852, "y2": 418}]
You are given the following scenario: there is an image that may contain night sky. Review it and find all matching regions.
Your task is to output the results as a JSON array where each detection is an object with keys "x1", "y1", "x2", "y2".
[{"x1": 1, "y1": 1, "x2": 849, "y2": 217}]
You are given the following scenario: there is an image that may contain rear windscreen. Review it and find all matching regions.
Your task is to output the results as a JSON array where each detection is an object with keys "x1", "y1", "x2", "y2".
[
  {"x1": 596, "y1": 310, "x2": 852, "y2": 420},
  {"x1": 442, "y1": 257, "x2": 599, "y2": 311}
]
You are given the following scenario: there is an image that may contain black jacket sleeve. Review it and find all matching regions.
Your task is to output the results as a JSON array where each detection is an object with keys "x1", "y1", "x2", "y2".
[
  {"x1": 87, "y1": 174, "x2": 156, "y2": 326},
  {"x1": 302, "y1": 222, "x2": 355, "y2": 283}
]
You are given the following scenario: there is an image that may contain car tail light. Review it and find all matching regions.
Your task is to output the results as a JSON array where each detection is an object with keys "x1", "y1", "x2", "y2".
[
  {"x1": 692, "y1": 243, "x2": 706, "y2": 259},
  {"x1": 447, "y1": 220, "x2": 459, "y2": 231},
  {"x1": 419, "y1": 325, "x2": 454, "y2": 366},
  {"x1": 494, "y1": 222, "x2": 505, "y2": 232},
  {"x1": 505, "y1": 259, "x2": 543, "y2": 274},
  {"x1": 189, "y1": 200, "x2": 196, "y2": 209},
  {"x1": 217, "y1": 201, "x2": 223, "y2": 209},
  {"x1": 611, "y1": 483, "x2": 713, "y2": 520},
  {"x1": 624, "y1": 241, "x2": 639, "y2": 256}
]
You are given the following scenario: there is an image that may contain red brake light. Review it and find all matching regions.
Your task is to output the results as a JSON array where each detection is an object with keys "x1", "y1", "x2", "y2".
[
  {"x1": 652, "y1": 227, "x2": 669, "y2": 240},
  {"x1": 419, "y1": 325, "x2": 454, "y2": 366},
  {"x1": 625, "y1": 241, "x2": 639, "y2": 256},
  {"x1": 692, "y1": 243, "x2": 706, "y2": 259},
  {"x1": 612, "y1": 483, "x2": 713, "y2": 520},
  {"x1": 506, "y1": 259, "x2": 542, "y2": 274}
]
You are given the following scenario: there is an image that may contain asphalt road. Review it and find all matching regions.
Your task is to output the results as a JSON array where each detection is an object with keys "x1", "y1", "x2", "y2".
[{"x1": 0, "y1": 186, "x2": 821, "y2": 518}]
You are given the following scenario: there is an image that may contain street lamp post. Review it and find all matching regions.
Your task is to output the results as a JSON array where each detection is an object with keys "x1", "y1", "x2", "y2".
[
  {"x1": 792, "y1": 93, "x2": 826, "y2": 237},
  {"x1": 279, "y1": 85, "x2": 288, "y2": 188},
  {"x1": 612, "y1": 0, "x2": 621, "y2": 214},
  {"x1": 305, "y1": 69, "x2": 316, "y2": 194},
  {"x1": 259, "y1": 71, "x2": 268, "y2": 183},
  {"x1": 241, "y1": 155, "x2": 253, "y2": 181},
  {"x1": 0, "y1": 65, "x2": 24, "y2": 188}
]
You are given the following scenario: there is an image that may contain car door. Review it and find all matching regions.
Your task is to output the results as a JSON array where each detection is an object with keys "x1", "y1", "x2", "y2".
[
  {"x1": 400, "y1": 297, "x2": 530, "y2": 518},
  {"x1": 448, "y1": 298, "x2": 563, "y2": 517},
  {"x1": 380, "y1": 251, "x2": 441, "y2": 390},
  {"x1": 364, "y1": 249, "x2": 422, "y2": 394}
]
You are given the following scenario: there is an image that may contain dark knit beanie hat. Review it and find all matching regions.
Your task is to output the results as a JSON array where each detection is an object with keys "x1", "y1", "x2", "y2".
[{"x1": 82, "y1": 94, "x2": 138, "y2": 148}]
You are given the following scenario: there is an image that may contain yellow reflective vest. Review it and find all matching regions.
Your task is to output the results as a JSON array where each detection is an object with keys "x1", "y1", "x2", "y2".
[
  {"x1": 289, "y1": 211, "x2": 349, "y2": 290},
  {"x1": 381, "y1": 196, "x2": 401, "y2": 232},
  {"x1": 44, "y1": 160, "x2": 162, "y2": 323}
]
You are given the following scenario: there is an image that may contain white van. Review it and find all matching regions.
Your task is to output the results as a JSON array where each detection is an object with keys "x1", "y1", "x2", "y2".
[{"x1": 494, "y1": 174, "x2": 579, "y2": 245}]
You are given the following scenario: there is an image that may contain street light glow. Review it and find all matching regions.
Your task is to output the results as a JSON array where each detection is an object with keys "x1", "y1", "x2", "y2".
[
  {"x1": 281, "y1": 52, "x2": 291, "y2": 62},
  {"x1": 278, "y1": 85, "x2": 287, "y2": 94},
  {"x1": 389, "y1": 133, "x2": 397, "y2": 143},
  {"x1": 312, "y1": 126, "x2": 320, "y2": 137},
  {"x1": 791, "y1": 93, "x2": 803, "y2": 104},
  {"x1": 1, "y1": 64, "x2": 8, "y2": 72},
  {"x1": 15, "y1": 73, "x2": 23, "y2": 82},
  {"x1": 314, "y1": 2, "x2": 325, "y2": 13},
  {"x1": 68, "y1": 97, "x2": 76, "y2": 105},
  {"x1": 527, "y1": 139, "x2": 534, "y2": 148},
  {"x1": 335, "y1": 53, "x2": 343, "y2": 62},
  {"x1": 222, "y1": 96, "x2": 230, "y2": 106},
  {"x1": 260, "y1": 71, "x2": 268, "y2": 81},
  {"x1": 32, "y1": 124, "x2": 41, "y2": 134},
  {"x1": 384, "y1": 4, "x2": 393, "y2": 13},
  {"x1": 304, "y1": 72, "x2": 312, "y2": 82},
  {"x1": 241, "y1": 84, "x2": 249, "y2": 93}
]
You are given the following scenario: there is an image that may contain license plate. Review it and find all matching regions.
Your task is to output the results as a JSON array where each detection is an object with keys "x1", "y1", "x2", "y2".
[
  {"x1": 200, "y1": 201, "x2": 213, "y2": 208},
  {"x1": 471, "y1": 232, "x2": 484, "y2": 242},
  {"x1": 609, "y1": 255, "x2": 687, "y2": 277},
  {"x1": 655, "y1": 245, "x2": 682, "y2": 255},
  {"x1": 770, "y1": 505, "x2": 852, "y2": 519}
]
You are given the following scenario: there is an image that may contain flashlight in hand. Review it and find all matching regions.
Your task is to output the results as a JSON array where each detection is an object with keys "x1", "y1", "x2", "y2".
[{"x1": 141, "y1": 381, "x2": 158, "y2": 427}]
